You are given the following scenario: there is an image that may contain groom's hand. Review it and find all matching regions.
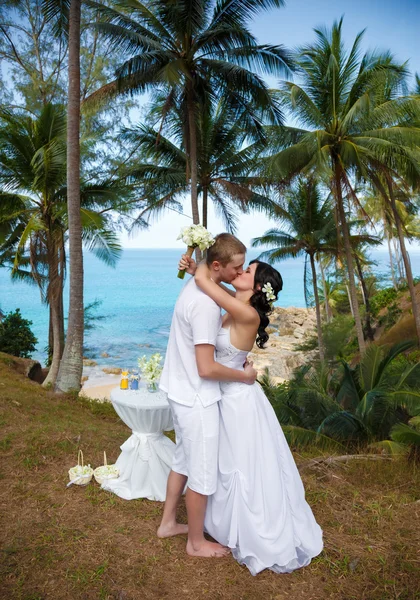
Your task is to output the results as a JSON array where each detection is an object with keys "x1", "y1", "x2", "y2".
[
  {"x1": 179, "y1": 254, "x2": 197, "y2": 275},
  {"x1": 243, "y1": 361, "x2": 257, "y2": 385}
]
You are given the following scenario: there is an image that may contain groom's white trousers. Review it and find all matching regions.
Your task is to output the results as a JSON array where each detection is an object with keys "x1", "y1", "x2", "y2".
[{"x1": 167, "y1": 396, "x2": 219, "y2": 496}]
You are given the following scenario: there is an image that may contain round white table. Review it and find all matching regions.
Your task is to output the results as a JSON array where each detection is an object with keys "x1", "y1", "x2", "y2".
[{"x1": 104, "y1": 383, "x2": 175, "y2": 501}]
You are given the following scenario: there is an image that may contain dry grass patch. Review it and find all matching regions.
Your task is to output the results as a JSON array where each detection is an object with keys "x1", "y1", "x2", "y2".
[{"x1": 0, "y1": 356, "x2": 419, "y2": 600}]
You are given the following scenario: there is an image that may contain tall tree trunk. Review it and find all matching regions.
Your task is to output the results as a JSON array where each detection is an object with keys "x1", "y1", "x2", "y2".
[
  {"x1": 187, "y1": 84, "x2": 202, "y2": 262},
  {"x1": 43, "y1": 240, "x2": 62, "y2": 387},
  {"x1": 202, "y1": 186, "x2": 208, "y2": 229},
  {"x1": 319, "y1": 259, "x2": 332, "y2": 322},
  {"x1": 55, "y1": 0, "x2": 84, "y2": 392},
  {"x1": 334, "y1": 165, "x2": 366, "y2": 353},
  {"x1": 387, "y1": 182, "x2": 420, "y2": 344},
  {"x1": 393, "y1": 236, "x2": 405, "y2": 282},
  {"x1": 345, "y1": 284, "x2": 354, "y2": 317},
  {"x1": 386, "y1": 230, "x2": 398, "y2": 290},
  {"x1": 354, "y1": 253, "x2": 374, "y2": 342},
  {"x1": 309, "y1": 253, "x2": 325, "y2": 361}
]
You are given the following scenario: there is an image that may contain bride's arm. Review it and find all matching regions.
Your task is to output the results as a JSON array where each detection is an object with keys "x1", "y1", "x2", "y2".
[
  {"x1": 195, "y1": 263, "x2": 258, "y2": 324},
  {"x1": 178, "y1": 254, "x2": 235, "y2": 297}
]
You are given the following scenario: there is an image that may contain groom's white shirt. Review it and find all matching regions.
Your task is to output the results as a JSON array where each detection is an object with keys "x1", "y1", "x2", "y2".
[{"x1": 159, "y1": 277, "x2": 222, "y2": 407}]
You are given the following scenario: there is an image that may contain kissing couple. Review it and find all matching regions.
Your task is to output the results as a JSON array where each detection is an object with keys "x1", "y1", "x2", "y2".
[{"x1": 157, "y1": 233, "x2": 323, "y2": 576}]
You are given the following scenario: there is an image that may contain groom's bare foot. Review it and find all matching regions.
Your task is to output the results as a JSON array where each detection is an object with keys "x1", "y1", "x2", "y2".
[
  {"x1": 157, "y1": 522, "x2": 188, "y2": 538},
  {"x1": 186, "y1": 540, "x2": 230, "y2": 558}
]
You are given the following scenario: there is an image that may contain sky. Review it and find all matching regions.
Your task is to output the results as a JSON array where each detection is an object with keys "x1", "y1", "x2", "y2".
[{"x1": 119, "y1": 0, "x2": 420, "y2": 249}]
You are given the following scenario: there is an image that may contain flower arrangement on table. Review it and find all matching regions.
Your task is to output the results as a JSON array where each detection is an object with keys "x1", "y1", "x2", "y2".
[
  {"x1": 177, "y1": 224, "x2": 215, "y2": 279},
  {"x1": 138, "y1": 353, "x2": 163, "y2": 392}
]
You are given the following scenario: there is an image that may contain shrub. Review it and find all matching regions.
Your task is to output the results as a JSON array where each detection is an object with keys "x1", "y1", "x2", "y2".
[
  {"x1": 370, "y1": 287, "x2": 398, "y2": 317},
  {"x1": 322, "y1": 314, "x2": 357, "y2": 360},
  {"x1": 378, "y1": 302, "x2": 402, "y2": 329},
  {"x1": 0, "y1": 309, "x2": 38, "y2": 358}
]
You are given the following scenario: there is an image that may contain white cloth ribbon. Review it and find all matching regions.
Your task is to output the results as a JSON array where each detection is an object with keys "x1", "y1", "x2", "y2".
[{"x1": 121, "y1": 431, "x2": 164, "y2": 461}]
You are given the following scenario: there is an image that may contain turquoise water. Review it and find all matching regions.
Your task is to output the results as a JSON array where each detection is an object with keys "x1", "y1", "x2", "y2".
[{"x1": 1, "y1": 248, "x2": 419, "y2": 367}]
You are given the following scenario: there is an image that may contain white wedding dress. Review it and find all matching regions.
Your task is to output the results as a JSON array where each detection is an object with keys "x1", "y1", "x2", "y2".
[{"x1": 204, "y1": 327, "x2": 324, "y2": 575}]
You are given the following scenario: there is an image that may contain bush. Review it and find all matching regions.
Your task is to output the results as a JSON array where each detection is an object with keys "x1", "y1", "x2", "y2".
[
  {"x1": 378, "y1": 302, "x2": 402, "y2": 329},
  {"x1": 0, "y1": 309, "x2": 38, "y2": 358},
  {"x1": 370, "y1": 287, "x2": 398, "y2": 317},
  {"x1": 322, "y1": 314, "x2": 357, "y2": 360}
]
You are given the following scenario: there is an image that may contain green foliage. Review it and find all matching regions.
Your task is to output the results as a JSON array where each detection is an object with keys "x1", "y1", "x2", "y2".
[
  {"x1": 261, "y1": 342, "x2": 420, "y2": 452},
  {"x1": 0, "y1": 309, "x2": 38, "y2": 358},
  {"x1": 84, "y1": 300, "x2": 107, "y2": 332},
  {"x1": 377, "y1": 302, "x2": 402, "y2": 329},
  {"x1": 370, "y1": 287, "x2": 399, "y2": 317},
  {"x1": 390, "y1": 419, "x2": 420, "y2": 463},
  {"x1": 321, "y1": 315, "x2": 357, "y2": 361},
  {"x1": 295, "y1": 335, "x2": 318, "y2": 351}
]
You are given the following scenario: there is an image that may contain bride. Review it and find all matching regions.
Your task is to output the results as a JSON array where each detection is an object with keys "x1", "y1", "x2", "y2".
[{"x1": 192, "y1": 258, "x2": 324, "y2": 576}]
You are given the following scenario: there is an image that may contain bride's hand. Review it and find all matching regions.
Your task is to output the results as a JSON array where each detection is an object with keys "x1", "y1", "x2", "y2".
[
  {"x1": 178, "y1": 254, "x2": 197, "y2": 275},
  {"x1": 243, "y1": 361, "x2": 257, "y2": 385}
]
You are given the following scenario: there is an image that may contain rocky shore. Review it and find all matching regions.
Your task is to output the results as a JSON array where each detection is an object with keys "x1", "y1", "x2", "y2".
[{"x1": 248, "y1": 306, "x2": 318, "y2": 383}]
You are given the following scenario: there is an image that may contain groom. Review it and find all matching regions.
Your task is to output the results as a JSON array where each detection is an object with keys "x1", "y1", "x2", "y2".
[{"x1": 158, "y1": 233, "x2": 257, "y2": 558}]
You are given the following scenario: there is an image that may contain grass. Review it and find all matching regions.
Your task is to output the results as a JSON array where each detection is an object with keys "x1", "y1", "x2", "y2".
[{"x1": 0, "y1": 352, "x2": 419, "y2": 599}]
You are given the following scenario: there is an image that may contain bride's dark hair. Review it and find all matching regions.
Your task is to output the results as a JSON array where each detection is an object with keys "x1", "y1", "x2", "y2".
[{"x1": 249, "y1": 260, "x2": 283, "y2": 348}]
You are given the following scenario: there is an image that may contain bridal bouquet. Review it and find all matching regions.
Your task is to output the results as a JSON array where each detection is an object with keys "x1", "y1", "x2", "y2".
[
  {"x1": 138, "y1": 353, "x2": 163, "y2": 392},
  {"x1": 177, "y1": 224, "x2": 215, "y2": 279}
]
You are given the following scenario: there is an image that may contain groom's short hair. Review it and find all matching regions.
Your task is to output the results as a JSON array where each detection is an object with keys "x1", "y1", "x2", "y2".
[{"x1": 206, "y1": 233, "x2": 246, "y2": 267}]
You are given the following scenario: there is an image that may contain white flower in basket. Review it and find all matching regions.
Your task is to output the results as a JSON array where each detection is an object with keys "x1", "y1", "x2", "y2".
[
  {"x1": 93, "y1": 451, "x2": 119, "y2": 485},
  {"x1": 177, "y1": 224, "x2": 215, "y2": 279},
  {"x1": 68, "y1": 449, "x2": 93, "y2": 486}
]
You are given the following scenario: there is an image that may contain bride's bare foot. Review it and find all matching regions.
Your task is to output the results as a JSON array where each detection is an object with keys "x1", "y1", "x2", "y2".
[
  {"x1": 157, "y1": 522, "x2": 188, "y2": 538},
  {"x1": 186, "y1": 539, "x2": 230, "y2": 558}
]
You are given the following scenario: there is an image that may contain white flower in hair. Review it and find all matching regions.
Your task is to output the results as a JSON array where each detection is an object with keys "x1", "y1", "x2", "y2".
[{"x1": 262, "y1": 282, "x2": 276, "y2": 302}]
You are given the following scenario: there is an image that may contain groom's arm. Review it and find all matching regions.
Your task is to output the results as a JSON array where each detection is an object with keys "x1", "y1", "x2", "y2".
[{"x1": 195, "y1": 345, "x2": 257, "y2": 385}]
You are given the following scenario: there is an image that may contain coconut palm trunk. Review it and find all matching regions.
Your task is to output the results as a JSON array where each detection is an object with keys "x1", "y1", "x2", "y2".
[
  {"x1": 334, "y1": 166, "x2": 366, "y2": 353},
  {"x1": 309, "y1": 253, "x2": 325, "y2": 360},
  {"x1": 202, "y1": 186, "x2": 208, "y2": 229},
  {"x1": 187, "y1": 86, "x2": 202, "y2": 261},
  {"x1": 354, "y1": 253, "x2": 374, "y2": 341},
  {"x1": 187, "y1": 88, "x2": 200, "y2": 225},
  {"x1": 388, "y1": 182, "x2": 420, "y2": 344},
  {"x1": 55, "y1": 0, "x2": 84, "y2": 392},
  {"x1": 319, "y1": 259, "x2": 332, "y2": 322},
  {"x1": 392, "y1": 236, "x2": 405, "y2": 281},
  {"x1": 43, "y1": 238, "x2": 63, "y2": 387},
  {"x1": 386, "y1": 231, "x2": 398, "y2": 290}
]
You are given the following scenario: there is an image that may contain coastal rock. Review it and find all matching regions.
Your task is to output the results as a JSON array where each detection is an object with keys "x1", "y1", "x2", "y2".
[
  {"x1": 101, "y1": 352, "x2": 110, "y2": 358},
  {"x1": 102, "y1": 367, "x2": 121, "y2": 375},
  {"x1": 0, "y1": 353, "x2": 44, "y2": 383},
  {"x1": 249, "y1": 307, "x2": 318, "y2": 381},
  {"x1": 83, "y1": 359, "x2": 98, "y2": 367}
]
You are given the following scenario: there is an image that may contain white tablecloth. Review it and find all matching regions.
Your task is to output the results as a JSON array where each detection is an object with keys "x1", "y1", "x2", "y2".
[{"x1": 104, "y1": 384, "x2": 175, "y2": 501}]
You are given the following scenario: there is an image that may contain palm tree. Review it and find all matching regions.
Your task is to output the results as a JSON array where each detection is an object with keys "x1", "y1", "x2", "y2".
[
  {"x1": 266, "y1": 18, "x2": 420, "y2": 353},
  {"x1": 0, "y1": 103, "x2": 124, "y2": 387},
  {"x1": 53, "y1": 0, "x2": 84, "y2": 392},
  {"x1": 252, "y1": 179, "x2": 338, "y2": 360},
  {"x1": 122, "y1": 99, "x2": 275, "y2": 233},
  {"x1": 85, "y1": 0, "x2": 292, "y2": 232}
]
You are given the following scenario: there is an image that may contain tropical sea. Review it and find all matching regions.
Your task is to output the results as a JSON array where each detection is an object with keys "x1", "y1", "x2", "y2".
[{"x1": 1, "y1": 248, "x2": 420, "y2": 370}]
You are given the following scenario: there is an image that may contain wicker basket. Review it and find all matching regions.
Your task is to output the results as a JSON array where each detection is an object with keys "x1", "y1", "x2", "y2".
[
  {"x1": 93, "y1": 451, "x2": 119, "y2": 485},
  {"x1": 68, "y1": 450, "x2": 93, "y2": 486}
]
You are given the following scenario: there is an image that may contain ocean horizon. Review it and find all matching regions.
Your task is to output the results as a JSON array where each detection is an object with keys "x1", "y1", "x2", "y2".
[{"x1": 2, "y1": 247, "x2": 419, "y2": 369}]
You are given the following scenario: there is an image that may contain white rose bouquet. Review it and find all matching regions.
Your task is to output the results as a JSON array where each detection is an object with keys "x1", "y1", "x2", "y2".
[
  {"x1": 177, "y1": 224, "x2": 215, "y2": 279},
  {"x1": 138, "y1": 353, "x2": 163, "y2": 391}
]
